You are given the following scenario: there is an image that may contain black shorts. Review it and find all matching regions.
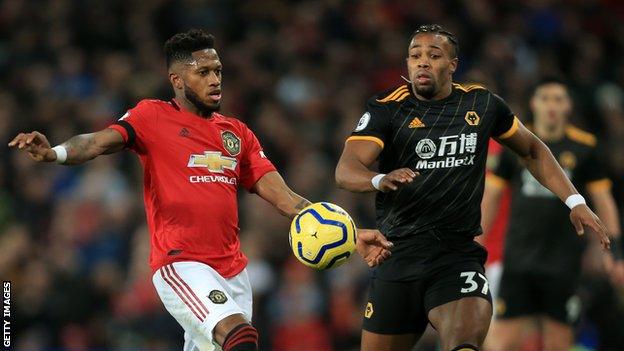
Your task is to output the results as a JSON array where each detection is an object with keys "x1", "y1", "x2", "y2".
[
  {"x1": 496, "y1": 269, "x2": 581, "y2": 324},
  {"x1": 362, "y1": 230, "x2": 492, "y2": 335}
]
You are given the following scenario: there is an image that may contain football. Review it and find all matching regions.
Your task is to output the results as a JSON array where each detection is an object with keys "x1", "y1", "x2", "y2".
[{"x1": 289, "y1": 202, "x2": 357, "y2": 270}]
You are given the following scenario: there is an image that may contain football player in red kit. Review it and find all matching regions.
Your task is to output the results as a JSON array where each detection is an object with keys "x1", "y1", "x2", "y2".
[{"x1": 9, "y1": 29, "x2": 392, "y2": 351}]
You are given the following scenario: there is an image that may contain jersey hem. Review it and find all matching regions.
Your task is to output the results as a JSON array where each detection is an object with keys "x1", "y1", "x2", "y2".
[{"x1": 151, "y1": 257, "x2": 248, "y2": 279}]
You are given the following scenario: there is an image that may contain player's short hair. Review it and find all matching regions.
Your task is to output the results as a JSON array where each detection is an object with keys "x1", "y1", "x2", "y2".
[
  {"x1": 412, "y1": 24, "x2": 459, "y2": 58},
  {"x1": 532, "y1": 76, "x2": 569, "y2": 95},
  {"x1": 164, "y1": 29, "x2": 215, "y2": 68}
]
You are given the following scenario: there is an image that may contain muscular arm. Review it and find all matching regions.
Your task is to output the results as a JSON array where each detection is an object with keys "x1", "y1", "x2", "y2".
[
  {"x1": 336, "y1": 140, "x2": 417, "y2": 192},
  {"x1": 498, "y1": 122, "x2": 610, "y2": 247},
  {"x1": 9, "y1": 128, "x2": 125, "y2": 165},
  {"x1": 498, "y1": 123, "x2": 577, "y2": 202},
  {"x1": 252, "y1": 171, "x2": 312, "y2": 219},
  {"x1": 61, "y1": 129, "x2": 126, "y2": 164},
  {"x1": 335, "y1": 140, "x2": 382, "y2": 192}
]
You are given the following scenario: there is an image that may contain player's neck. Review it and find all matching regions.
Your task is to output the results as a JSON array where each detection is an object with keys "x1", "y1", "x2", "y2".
[
  {"x1": 535, "y1": 123, "x2": 565, "y2": 141},
  {"x1": 174, "y1": 97, "x2": 214, "y2": 118}
]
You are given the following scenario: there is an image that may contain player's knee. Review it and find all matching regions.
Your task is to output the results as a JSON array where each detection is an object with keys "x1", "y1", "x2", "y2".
[
  {"x1": 543, "y1": 332, "x2": 573, "y2": 351},
  {"x1": 221, "y1": 323, "x2": 258, "y2": 351},
  {"x1": 451, "y1": 344, "x2": 480, "y2": 351},
  {"x1": 443, "y1": 324, "x2": 487, "y2": 351}
]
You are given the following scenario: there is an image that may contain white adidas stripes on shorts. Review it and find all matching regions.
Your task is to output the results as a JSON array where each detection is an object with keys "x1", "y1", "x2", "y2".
[{"x1": 152, "y1": 261, "x2": 253, "y2": 351}]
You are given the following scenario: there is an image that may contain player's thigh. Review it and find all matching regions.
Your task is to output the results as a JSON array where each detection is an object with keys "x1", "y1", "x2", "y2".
[
  {"x1": 361, "y1": 330, "x2": 417, "y2": 351},
  {"x1": 541, "y1": 317, "x2": 574, "y2": 351},
  {"x1": 152, "y1": 262, "x2": 248, "y2": 347},
  {"x1": 361, "y1": 278, "x2": 427, "y2": 349},
  {"x1": 425, "y1": 262, "x2": 493, "y2": 350},
  {"x1": 225, "y1": 268, "x2": 253, "y2": 321},
  {"x1": 484, "y1": 317, "x2": 532, "y2": 351},
  {"x1": 428, "y1": 297, "x2": 492, "y2": 350}
]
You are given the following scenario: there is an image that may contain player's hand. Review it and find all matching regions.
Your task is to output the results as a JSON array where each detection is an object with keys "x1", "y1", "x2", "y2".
[
  {"x1": 378, "y1": 168, "x2": 419, "y2": 192},
  {"x1": 8, "y1": 131, "x2": 56, "y2": 162},
  {"x1": 570, "y1": 204, "x2": 610, "y2": 250},
  {"x1": 356, "y1": 228, "x2": 393, "y2": 267}
]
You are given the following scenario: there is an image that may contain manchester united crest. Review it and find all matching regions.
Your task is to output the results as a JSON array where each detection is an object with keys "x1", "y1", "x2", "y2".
[
  {"x1": 221, "y1": 131, "x2": 241, "y2": 156},
  {"x1": 208, "y1": 290, "x2": 228, "y2": 304}
]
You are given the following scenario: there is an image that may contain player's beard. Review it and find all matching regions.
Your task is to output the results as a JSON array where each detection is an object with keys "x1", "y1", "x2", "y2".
[
  {"x1": 184, "y1": 83, "x2": 220, "y2": 116},
  {"x1": 414, "y1": 81, "x2": 436, "y2": 99}
]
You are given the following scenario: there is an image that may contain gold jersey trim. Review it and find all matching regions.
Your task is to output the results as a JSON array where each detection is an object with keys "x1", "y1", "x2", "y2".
[
  {"x1": 376, "y1": 85, "x2": 408, "y2": 103},
  {"x1": 346, "y1": 135, "x2": 385, "y2": 149},
  {"x1": 497, "y1": 116, "x2": 520, "y2": 139}
]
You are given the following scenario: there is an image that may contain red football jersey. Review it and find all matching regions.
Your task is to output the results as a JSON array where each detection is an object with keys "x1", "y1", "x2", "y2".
[{"x1": 108, "y1": 99, "x2": 276, "y2": 277}]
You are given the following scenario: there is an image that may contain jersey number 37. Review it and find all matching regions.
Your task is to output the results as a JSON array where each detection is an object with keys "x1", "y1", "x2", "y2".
[{"x1": 459, "y1": 271, "x2": 489, "y2": 295}]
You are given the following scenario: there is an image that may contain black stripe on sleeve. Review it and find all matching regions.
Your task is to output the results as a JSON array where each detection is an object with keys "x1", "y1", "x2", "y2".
[{"x1": 114, "y1": 120, "x2": 136, "y2": 148}]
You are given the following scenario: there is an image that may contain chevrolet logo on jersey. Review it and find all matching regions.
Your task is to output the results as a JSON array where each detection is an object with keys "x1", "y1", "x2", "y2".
[{"x1": 188, "y1": 151, "x2": 237, "y2": 173}]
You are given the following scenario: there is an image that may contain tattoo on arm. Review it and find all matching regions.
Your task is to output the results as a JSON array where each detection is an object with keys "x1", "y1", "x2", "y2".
[
  {"x1": 294, "y1": 198, "x2": 312, "y2": 212},
  {"x1": 60, "y1": 129, "x2": 124, "y2": 164},
  {"x1": 62, "y1": 134, "x2": 97, "y2": 164}
]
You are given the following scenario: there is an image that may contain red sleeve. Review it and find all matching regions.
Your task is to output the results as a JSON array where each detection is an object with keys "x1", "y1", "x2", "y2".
[
  {"x1": 239, "y1": 125, "x2": 277, "y2": 191},
  {"x1": 107, "y1": 100, "x2": 155, "y2": 154}
]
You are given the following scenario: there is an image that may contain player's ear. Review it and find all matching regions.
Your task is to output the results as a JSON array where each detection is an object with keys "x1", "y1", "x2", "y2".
[
  {"x1": 449, "y1": 57, "x2": 458, "y2": 74},
  {"x1": 169, "y1": 71, "x2": 183, "y2": 90}
]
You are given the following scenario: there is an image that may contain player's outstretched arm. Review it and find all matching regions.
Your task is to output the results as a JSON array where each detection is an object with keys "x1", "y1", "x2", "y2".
[
  {"x1": 252, "y1": 171, "x2": 312, "y2": 219},
  {"x1": 497, "y1": 122, "x2": 611, "y2": 249},
  {"x1": 8, "y1": 129, "x2": 125, "y2": 165},
  {"x1": 253, "y1": 170, "x2": 393, "y2": 266},
  {"x1": 335, "y1": 140, "x2": 418, "y2": 192}
]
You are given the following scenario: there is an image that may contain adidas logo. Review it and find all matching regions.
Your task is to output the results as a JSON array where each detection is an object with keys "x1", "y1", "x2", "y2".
[
  {"x1": 408, "y1": 117, "x2": 425, "y2": 128},
  {"x1": 179, "y1": 128, "x2": 190, "y2": 137}
]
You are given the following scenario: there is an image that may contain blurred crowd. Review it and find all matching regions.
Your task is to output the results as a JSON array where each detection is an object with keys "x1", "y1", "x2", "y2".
[{"x1": 1, "y1": 0, "x2": 623, "y2": 350}]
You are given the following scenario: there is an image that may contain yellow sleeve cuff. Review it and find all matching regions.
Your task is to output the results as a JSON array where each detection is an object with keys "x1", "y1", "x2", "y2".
[
  {"x1": 346, "y1": 136, "x2": 385, "y2": 149},
  {"x1": 497, "y1": 116, "x2": 520, "y2": 140}
]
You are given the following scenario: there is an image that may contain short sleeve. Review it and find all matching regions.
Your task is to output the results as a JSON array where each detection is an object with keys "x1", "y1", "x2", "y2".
[
  {"x1": 490, "y1": 94, "x2": 519, "y2": 139},
  {"x1": 239, "y1": 125, "x2": 277, "y2": 191},
  {"x1": 346, "y1": 98, "x2": 391, "y2": 149},
  {"x1": 107, "y1": 100, "x2": 155, "y2": 154},
  {"x1": 577, "y1": 144, "x2": 612, "y2": 193}
]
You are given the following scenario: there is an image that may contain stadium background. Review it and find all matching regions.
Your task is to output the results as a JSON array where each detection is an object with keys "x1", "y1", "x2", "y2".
[{"x1": 1, "y1": 0, "x2": 623, "y2": 350}]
